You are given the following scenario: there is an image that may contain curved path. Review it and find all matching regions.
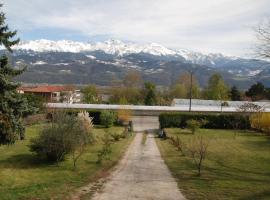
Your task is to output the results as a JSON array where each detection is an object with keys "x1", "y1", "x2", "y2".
[{"x1": 91, "y1": 117, "x2": 186, "y2": 200}]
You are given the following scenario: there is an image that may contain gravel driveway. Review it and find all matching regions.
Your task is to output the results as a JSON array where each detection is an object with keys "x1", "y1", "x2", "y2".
[{"x1": 91, "y1": 116, "x2": 186, "y2": 200}]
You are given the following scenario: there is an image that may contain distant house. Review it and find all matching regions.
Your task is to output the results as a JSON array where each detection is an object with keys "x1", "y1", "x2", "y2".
[{"x1": 17, "y1": 85, "x2": 82, "y2": 103}]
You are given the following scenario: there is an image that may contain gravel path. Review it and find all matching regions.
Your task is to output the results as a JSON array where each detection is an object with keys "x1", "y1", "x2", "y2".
[{"x1": 91, "y1": 117, "x2": 186, "y2": 200}]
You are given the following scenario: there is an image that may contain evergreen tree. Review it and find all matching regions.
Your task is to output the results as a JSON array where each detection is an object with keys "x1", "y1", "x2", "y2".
[
  {"x1": 230, "y1": 86, "x2": 241, "y2": 101},
  {"x1": 245, "y1": 82, "x2": 265, "y2": 101},
  {"x1": 144, "y1": 82, "x2": 157, "y2": 105},
  {"x1": 0, "y1": 5, "x2": 32, "y2": 145}
]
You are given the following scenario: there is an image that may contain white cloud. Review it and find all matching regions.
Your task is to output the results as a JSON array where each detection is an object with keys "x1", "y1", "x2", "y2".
[{"x1": 3, "y1": 0, "x2": 270, "y2": 56}]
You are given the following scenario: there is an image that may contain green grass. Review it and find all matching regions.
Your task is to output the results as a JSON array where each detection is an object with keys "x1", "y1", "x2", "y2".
[
  {"x1": 156, "y1": 128, "x2": 270, "y2": 200},
  {"x1": 0, "y1": 124, "x2": 134, "y2": 200}
]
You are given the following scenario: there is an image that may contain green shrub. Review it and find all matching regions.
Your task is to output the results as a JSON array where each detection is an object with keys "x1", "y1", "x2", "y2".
[
  {"x1": 100, "y1": 111, "x2": 116, "y2": 128},
  {"x1": 29, "y1": 111, "x2": 94, "y2": 163},
  {"x1": 186, "y1": 119, "x2": 200, "y2": 134},
  {"x1": 159, "y1": 112, "x2": 250, "y2": 129},
  {"x1": 97, "y1": 132, "x2": 112, "y2": 164}
]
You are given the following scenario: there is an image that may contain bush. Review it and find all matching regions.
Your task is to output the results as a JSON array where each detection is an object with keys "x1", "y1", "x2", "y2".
[
  {"x1": 97, "y1": 132, "x2": 112, "y2": 164},
  {"x1": 250, "y1": 113, "x2": 270, "y2": 134},
  {"x1": 159, "y1": 113, "x2": 250, "y2": 129},
  {"x1": 186, "y1": 119, "x2": 204, "y2": 134},
  {"x1": 100, "y1": 111, "x2": 116, "y2": 128},
  {"x1": 29, "y1": 111, "x2": 94, "y2": 163}
]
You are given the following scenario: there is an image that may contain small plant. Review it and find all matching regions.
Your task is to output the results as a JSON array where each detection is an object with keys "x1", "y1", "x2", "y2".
[
  {"x1": 96, "y1": 132, "x2": 112, "y2": 164},
  {"x1": 110, "y1": 132, "x2": 121, "y2": 141},
  {"x1": 100, "y1": 111, "x2": 116, "y2": 128},
  {"x1": 187, "y1": 136, "x2": 209, "y2": 176},
  {"x1": 169, "y1": 135, "x2": 185, "y2": 155},
  {"x1": 186, "y1": 119, "x2": 203, "y2": 134}
]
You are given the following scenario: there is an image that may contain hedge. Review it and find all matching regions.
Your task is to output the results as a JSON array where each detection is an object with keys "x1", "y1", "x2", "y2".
[{"x1": 159, "y1": 112, "x2": 251, "y2": 129}]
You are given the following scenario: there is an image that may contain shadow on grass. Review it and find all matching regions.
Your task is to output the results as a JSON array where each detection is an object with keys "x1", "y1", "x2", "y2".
[{"x1": 0, "y1": 153, "x2": 55, "y2": 169}]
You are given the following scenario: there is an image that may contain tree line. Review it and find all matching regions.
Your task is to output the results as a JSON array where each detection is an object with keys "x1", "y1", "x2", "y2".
[{"x1": 82, "y1": 71, "x2": 270, "y2": 106}]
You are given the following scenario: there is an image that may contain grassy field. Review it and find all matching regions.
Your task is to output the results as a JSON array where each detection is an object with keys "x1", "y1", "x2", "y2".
[
  {"x1": 0, "y1": 124, "x2": 133, "y2": 200},
  {"x1": 156, "y1": 128, "x2": 270, "y2": 200}
]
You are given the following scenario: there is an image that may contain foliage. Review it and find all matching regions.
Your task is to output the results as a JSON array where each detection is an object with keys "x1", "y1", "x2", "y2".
[
  {"x1": 110, "y1": 132, "x2": 121, "y2": 141},
  {"x1": 29, "y1": 111, "x2": 94, "y2": 163},
  {"x1": 109, "y1": 87, "x2": 142, "y2": 105},
  {"x1": 97, "y1": 131, "x2": 112, "y2": 164},
  {"x1": 0, "y1": 5, "x2": 34, "y2": 145},
  {"x1": 230, "y1": 86, "x2": 241, "y2": 101},
  {"x1": 205, "y1": 73, "x2": 229, "y2": 101},
  {"x1": 71, "y1": 111, "x2": 94, "y2": 168},
  {"x1": 23, "y1": 93, "x2": 45, "y2": 114},
  {"x1": 118, "y1": 106, "x2": 132, "y2": 125},
  {"x1": 81, "y1": 85, "x2": 100, "y2": 104},
  {"x1": 186, "y1": 119, "x2": 206, "y2": 134},
  {"x1": 159, "y1": 112, "x2": 250, "y2": 129},
  {"x1": 250, "y1": 112, "x2": 270, "y2": 134},
  {"x1": 245, "y1": 82, "x2": 267, "y2": 101},
  {"x1": 144, "y1": 82, "x2": 157, "y2": 105},
  {"x1": 100, "y1": 110, "x2": 116, "y2": 128}
]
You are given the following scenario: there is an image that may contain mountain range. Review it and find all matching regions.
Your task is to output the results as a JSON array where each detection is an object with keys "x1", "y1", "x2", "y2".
[{"x1": 3, "y1": 39, "x2": 270, "y2": 89}]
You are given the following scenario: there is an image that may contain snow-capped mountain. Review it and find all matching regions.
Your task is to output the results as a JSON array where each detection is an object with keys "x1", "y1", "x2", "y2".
[
  {"x1": 2, "y1": 39, "x2": 270, "y2": 88},
  {"x1": 14, "y1": 39, "x2": 177, "y2": 57}
]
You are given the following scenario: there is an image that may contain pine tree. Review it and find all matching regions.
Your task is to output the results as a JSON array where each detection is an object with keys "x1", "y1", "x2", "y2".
[
  {"x1": 230, "y1": 86, "x2": 241, "y2": 101},
  {"x1": 0, "y1": 5, "x2": 32, "y2": 145}
]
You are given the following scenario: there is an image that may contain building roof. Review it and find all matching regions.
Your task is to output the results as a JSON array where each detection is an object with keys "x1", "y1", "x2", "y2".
[
  {"x1": 172, "y1": 98, "x2": 270, "y2": 108},
  {"x1": 18, "y1": 86, "x2": 69, "y2": 93}
]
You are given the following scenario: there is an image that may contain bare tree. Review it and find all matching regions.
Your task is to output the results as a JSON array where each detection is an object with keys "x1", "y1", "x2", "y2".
[
  {"x1": 256, "y1": 18, "x2": 270, "y2": 59},
  {"x1": 187, "y1": 136, "x2": 209, "y2": 176}
]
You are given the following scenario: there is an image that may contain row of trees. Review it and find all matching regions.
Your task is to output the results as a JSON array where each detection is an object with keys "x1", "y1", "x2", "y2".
[{"x1": 81, "y1": 70, "x2": 270, "y2": 106}]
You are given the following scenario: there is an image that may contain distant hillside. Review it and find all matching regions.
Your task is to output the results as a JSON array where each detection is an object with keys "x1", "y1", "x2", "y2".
[{"x1": 2, "y1": 39, "x2": 269, "y2": 89}]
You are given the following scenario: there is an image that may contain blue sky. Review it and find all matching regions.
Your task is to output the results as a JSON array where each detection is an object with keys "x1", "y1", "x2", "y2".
[{"x1": 3, "y1": 0, "x2": 270, "y2": 57}]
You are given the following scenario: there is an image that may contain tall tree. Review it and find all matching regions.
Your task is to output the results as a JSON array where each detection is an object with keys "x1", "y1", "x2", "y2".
[
  {"x1": 0, "y1": 4, "x2": 32, "y2": 145},
  {"x1": 230, "y1": 86, "x2": 241, "y2": 101},
  {"x1": 256, "y1": 18, "x2": 270, "y2": 59},
  {"x1": 144, "y1": 82, "x2": 157, "y2": 106},
  {"x1": 81, "y1": 85, "x2": 100, "y2": 103},
  {"x1": 205, "y1": 73, "x2": 229, "y2": 101},
  {"x1": 172, "y1": 72, "x2": 200, "y2": 99},
  {"x1": 245, "y1": 82, "x2": 266, "y2": 101}
]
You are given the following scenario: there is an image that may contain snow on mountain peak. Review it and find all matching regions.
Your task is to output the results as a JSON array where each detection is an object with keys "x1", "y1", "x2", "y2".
[{"x1": 12, "y1": 39, "x2": 235, "y2": 66}]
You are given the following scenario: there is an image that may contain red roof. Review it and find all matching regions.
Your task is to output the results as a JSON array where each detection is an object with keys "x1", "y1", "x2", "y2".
[{"x1": 18, "y1": 86, "x2": 69, "y2": 93}]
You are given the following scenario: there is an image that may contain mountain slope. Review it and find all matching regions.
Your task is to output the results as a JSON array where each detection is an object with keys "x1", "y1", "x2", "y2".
[{"x1": 2, "y1": 39, "x2": 269, "y2": 88}]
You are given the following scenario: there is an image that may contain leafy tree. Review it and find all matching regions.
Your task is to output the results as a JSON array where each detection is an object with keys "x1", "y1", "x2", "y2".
[
  {"x1": 170, "y1": 84, "x2": 187, "y2": 99},
  {"x1": 171, "y1": 72, "x2": 200, "y2": 99},
  {"x1": 82, "y1": 85, "x2": 100, "y2": 103},
  {"x1": 245, "y1": 82, "x2": 266, "y2": 101},
  {"x1": 205, "y1": 73, "x2": 229, "y2": 100},
  {"x1": 230, "y1": 86, "x2": 241, "y2": 101},
  {"x1": 144, "y1": 82, "x2": 157, "y2": 105},
  {"x1": 0, "y1": 5, "x2": 33, "y2": 145}
]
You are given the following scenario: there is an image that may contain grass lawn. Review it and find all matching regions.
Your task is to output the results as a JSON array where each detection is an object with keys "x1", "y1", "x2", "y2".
[
  {"x1": 0, "y1": 124, "x2": 134, "y2": 200},
  {"x1": 156, "y1": 128, "x2": 270, "y2": 200}
]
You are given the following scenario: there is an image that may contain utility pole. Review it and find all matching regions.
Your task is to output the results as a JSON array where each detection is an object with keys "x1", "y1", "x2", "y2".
[{"x1": 189, "y1": 71, "x2": 193, "y2": 112}]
